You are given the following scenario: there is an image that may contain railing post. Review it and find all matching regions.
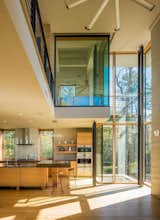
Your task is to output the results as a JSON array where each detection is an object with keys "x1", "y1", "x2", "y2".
[
  {"x1": 25, "y1": 0, "x2": 54, "y2": 100},
  {"x1": 31, "y1": 0, "x2": 36, "y2": 34}
]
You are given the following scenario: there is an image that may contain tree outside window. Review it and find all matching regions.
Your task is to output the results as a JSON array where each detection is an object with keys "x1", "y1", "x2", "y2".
[
  {"x1": 40, "y1": 130, "x2": 54, "y2": 160},
  {"x1": 4, "y1": 131, "x2": 16, "y2": 160}
]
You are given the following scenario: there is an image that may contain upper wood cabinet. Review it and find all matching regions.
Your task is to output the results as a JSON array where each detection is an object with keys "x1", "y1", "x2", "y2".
[{"x1": 77, "y1": 132, "x2": 92, "y2": 145}]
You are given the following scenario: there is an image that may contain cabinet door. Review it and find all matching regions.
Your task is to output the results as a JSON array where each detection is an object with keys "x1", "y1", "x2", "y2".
[{"x1": 77, "y1": 132, "x2": 92, "y2": 145}]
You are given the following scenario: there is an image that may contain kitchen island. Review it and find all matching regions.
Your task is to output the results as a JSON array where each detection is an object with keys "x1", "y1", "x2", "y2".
[{"x1": 0, "y1": 161, "x2": 70, "y2": 189}]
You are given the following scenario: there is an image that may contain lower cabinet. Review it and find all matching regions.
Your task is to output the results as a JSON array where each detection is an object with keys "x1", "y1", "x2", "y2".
[
  {"x1": 77, "y1": 164, "x2": 92, "y2": 177},
  {"x1": 0, "y1": 168, "x2": 48, "y2": 188}
]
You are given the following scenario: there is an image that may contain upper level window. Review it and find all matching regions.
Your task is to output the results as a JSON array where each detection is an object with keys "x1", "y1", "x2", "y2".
[
  {"x1": 60, "y1": 85, "x2": 76, "y2": 106},
  {"x1": 4, "y1": 130, "x2": 15, "y2": 160},
  {"x1": 55, "y1": 35, "x2": 110, "y2": 107}
]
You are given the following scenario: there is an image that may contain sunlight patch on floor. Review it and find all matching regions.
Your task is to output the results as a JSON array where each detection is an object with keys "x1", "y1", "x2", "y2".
[
  {"x1": 87, "y1": 186, "x2": 151, "y2": 210},
  {"x1": 71, "y1": 183, "x2": 136, "y2": 196},
  {"x1": 0, "y1": 216, "x2": 16, "y2": 220},
  {"x1": 14, "y1": 196, "x2": 78, "y2": 207},
  {"x1": 36, "y1": 201, "x2": 81, "y2": 219}
]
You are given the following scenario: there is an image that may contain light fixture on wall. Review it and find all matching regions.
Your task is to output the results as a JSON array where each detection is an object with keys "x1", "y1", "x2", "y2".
[
  {"x1": 153, "y1": 129, "x2": 160, "y2": 137},
  {"x1": 65, "y1": 0, "x2": 155, "y2": 31}
]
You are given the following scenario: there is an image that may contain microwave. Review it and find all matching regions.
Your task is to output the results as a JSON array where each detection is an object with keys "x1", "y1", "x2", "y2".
[{"x1": 77, "y1": 158, "x2": 91, "y2": 164}]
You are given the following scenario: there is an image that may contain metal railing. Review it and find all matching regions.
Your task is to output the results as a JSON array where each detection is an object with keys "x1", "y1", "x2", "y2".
[{"x1": 25, "y1": 0, "x2": 54, "y2": 98}]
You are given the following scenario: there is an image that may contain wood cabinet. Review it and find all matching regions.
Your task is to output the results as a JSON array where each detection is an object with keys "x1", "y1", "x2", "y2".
[
  {"x1": 77, "y1": 132, "x2": 92, "y2": 145},
  {"x1": 77, "y1": 132, "x2": 92, "y2": 177},
  {"x1": 0, "y1": 168, "x2": 48, "y2": 188}
]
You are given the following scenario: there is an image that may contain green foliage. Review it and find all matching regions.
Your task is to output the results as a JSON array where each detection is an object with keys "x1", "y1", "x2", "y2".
[
  {"x1": 40, "y1": 131, "x2": 53, "y2": 160},
  {"x1": 4, "y1": 131, "x2": 15, "y2": 159}
]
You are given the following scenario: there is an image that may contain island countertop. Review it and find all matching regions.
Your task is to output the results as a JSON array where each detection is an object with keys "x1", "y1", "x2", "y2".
[{"x1": 0, "y1": 160, "x2": 71, "y2": 168}]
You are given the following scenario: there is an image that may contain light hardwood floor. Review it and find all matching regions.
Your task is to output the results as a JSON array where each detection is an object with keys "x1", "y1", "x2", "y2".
[{"x1": 0, "y1": 178, "x2": 159, "y2": 220}]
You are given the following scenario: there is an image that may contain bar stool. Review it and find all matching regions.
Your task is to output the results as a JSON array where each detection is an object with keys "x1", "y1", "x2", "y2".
[
  {"x1": 68, "y1": 167, "x2": 76, "y2": 188},
  {"x1": 52, "y1": 169, "x2": 64, "y2": 193}
]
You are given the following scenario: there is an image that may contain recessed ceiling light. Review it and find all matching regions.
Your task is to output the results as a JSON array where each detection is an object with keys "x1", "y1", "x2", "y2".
[
  {"x1": 36, "y1": 112, "x2": 44, "y2": 117},
  {"x1": 18, "y1": 112, "x2": 23, "y2": 117}
]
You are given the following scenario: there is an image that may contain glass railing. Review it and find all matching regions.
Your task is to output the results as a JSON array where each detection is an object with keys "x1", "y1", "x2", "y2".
[
  {"x1": 56, "y1": 96, "x2": 109, "y2": 107},
  {"x1": 55, "y1": 35, "x2": 110, "y2": 107},
  {"x1": 25, "y1": 0, "x2": 54, "y2": 98}
]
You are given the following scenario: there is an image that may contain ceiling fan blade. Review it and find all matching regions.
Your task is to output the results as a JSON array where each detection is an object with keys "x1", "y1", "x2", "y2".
[
  {"x1": 132, "y1": 0, "x2": 155, "y2": 11},
  {"x1": 65, "y1": 0, "x2": 89, "y2": 9},
  {"x1": 115, "y1": 0, "x2": 120, "y2": 31},
  {"x1": 85, "y1": 0, "x2": 110, "y2": 30}
]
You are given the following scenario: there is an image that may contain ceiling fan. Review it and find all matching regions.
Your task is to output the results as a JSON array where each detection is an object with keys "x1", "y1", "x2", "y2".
[{"x1": 64, "y1": 0, "x2": 155, "y2": 31}]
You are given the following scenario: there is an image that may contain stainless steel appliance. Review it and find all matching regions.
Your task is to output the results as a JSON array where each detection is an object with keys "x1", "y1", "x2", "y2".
[{"x1": 77, "y1": 145, "x2": 92, "y2": 176}]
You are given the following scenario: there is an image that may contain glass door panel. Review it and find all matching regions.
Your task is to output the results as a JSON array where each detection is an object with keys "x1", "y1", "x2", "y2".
[
  {"x1": 102, "y1": 126, "x2": 114, "y2": 183},
  {"x1": 96, "y1": 125, "x2": 103, "y2": 183},
  {"x1": 116, "y1": 125, "x2": 138, "y2": 183},
  {"x1": 95, "y1": 124, "x2": 114, "y2": 183}
]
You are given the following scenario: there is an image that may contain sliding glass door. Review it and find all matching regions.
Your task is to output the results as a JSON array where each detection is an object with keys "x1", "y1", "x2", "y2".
[
  {"x1": 95, "y1": 124, "x2": 103, "y2": 183},
  {"x1": 102, "y1": 126, "x2": 113, "y2": 182},
  {"x1": 94, "y1": 52, "x2": 139, "y2": 184},
  {"x1": 95, "y1": 124, "x2": 114, "y2": 183}
]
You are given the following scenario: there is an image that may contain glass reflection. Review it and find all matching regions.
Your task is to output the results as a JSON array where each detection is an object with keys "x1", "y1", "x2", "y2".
[{"x1": 55, "y1": 36, "x2": 109, "y2": 106}]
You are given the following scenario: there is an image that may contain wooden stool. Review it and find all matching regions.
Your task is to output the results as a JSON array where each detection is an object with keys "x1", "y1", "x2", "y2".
[
  {"x1": 52, "y1": 169, "x2": 64, "y2": 193},
  {"x1": 68, "y1": 167, "x2": 76, "y2": 188}
]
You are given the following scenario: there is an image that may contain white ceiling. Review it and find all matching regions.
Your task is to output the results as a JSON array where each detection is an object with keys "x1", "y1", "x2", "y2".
[{"x1": 38, "y1": 0, "x2": 160, "y2": 51}]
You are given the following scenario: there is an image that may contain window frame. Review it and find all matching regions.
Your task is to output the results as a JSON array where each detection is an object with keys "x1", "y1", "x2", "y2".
[{"x1": 39, "y1": 129, "x2": 54, "y2": 160}]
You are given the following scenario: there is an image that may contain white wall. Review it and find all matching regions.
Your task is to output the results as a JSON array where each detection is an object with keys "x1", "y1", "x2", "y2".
[
  {"x1": 55, "y1": 106, "x2": 110, "y2": 118},
  {"x1": 151, "y1": 17, "x2": 160, "y2": 196},
  {"x1": 0, "y1": 131, "x2": 2, "y2": 160}
]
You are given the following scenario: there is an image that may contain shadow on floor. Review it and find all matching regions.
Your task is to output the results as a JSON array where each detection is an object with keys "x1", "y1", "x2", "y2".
[{"x1": 0, "y1": 184, "x2": 159, "y2": 220}]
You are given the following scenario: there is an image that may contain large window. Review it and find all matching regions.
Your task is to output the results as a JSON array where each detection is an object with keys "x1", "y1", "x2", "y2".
[
  {"x1": 115, "y1": 54, "x2": 138, "y2": 182},
  {"x1": 4, "y1": 130, "x2": 16, "y2": 160},
  {"x1": 55, "y1": 35, "x2": 109, "y2": 106},
  {"x1": 40, "y1": 130, "x2": 54, "y2": 160},
  {"x1": 96, "y1": 53, "x2": 138, "y2": 184},
  {"x1": 116, "y1": 54, "x2": 138, "y2": 122}
]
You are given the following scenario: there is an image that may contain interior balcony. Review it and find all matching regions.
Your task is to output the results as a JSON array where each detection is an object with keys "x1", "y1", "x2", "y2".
[
  {"x1": 1, "y1": 0, "x2": 55, "y2": 127},
  {"x1": 54, "y1": 34, "x2": 110, "y2": 118}
]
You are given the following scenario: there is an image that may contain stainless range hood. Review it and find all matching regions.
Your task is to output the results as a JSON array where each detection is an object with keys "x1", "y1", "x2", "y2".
[{"x1": 16, "y1": 128, "x2": 33, "y2": 145}]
